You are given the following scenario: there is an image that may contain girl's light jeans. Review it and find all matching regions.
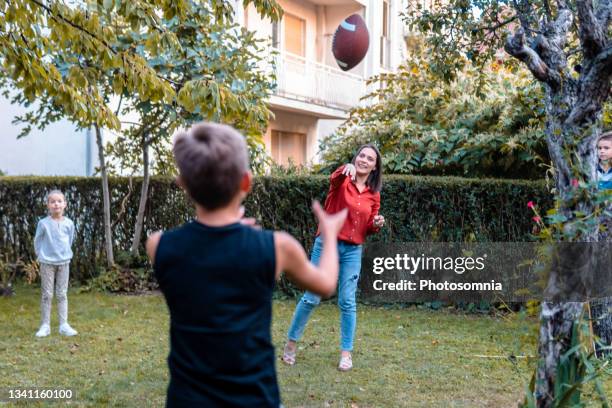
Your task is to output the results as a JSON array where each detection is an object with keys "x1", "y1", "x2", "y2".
[
  {"x1": 40, "y1": 262, "x2": 70, "y2": 326},
  {"x1": 287, "y1": 236, "x2": 362, "y2": 351}
]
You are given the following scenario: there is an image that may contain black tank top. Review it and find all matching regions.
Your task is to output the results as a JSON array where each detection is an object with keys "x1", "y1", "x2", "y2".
[{"x1": 154, "y1": 221, "x2": 279, "y2": 407}]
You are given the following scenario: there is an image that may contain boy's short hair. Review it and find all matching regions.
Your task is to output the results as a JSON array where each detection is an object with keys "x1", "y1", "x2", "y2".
[
  {"x1": 598, "y1": 130, "x2": 612, "y2": 144},
  {"x1": 173, "y1": 122, "x2": 249, "y2": 210},
  {"x1": 46, "y1": 189, "x2": 65, "y2": 202}
]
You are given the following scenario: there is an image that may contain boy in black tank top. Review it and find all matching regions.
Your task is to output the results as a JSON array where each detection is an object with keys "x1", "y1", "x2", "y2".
[{"x1": 146, "y1": 122, "x2": 347, "y2": 408}]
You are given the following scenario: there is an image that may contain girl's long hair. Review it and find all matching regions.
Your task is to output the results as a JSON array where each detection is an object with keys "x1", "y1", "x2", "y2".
[{"x1": 351, "y1": 144, "x2": 383, "y2": 193}]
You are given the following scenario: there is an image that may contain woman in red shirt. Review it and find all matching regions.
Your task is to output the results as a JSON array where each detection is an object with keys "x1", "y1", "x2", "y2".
[{"x1": 283, "y1": 144, "x2": 385, "y2": 371}]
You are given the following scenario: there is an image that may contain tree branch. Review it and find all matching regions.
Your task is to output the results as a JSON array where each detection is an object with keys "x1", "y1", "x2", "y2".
[
  {"x1": 473, "y1": 16, "x2": 518, "y2": 33},
  {"x1": 595, "y1": 0, "x2": 612, "y2": 28},
  {"x1": 566, "y1": 44, "x2": 612, "y2": 127},
  {"x1": 543, "y1": 0, "x2": 552, "y2": 20},
  {"x1": 27, "y1": 0, "x2": 181, "y2": 88},
  {"x1": 505, "y1": 27, "x2": 559, "y2": 87},
  {"x1": 576, "y1": 0, "x2": 606, "y2": 60},
  {"x1": 547, "y1": 8, "x2": 572, "y2": 54},
  {"x1": 512, "y1": 0, "x2": 536, "y2": 32},
  {"x1": 27, "y1": 0, "x2": 114, "y2": 51}
]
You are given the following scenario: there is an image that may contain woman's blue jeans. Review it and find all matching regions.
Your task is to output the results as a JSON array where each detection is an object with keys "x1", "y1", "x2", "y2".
[{"x1": 287, "y1": 236, "x2": 362, "y2": 351}]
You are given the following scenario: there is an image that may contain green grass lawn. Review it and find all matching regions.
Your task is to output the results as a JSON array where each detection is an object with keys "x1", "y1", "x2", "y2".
[{"x1": 1, "y1": 285, "x2": 610, "y2": 407}]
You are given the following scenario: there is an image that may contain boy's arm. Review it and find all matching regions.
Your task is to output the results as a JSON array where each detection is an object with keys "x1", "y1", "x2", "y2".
[
  {"x1": 146, "y1": 231, "x2": 163, "y2": 264},
  {"x1": 274, "y1": 232, "x2": 338, "y2": 297},
  {"x1": 274, "y1": 202, "x2": 347, "y2": 298}
]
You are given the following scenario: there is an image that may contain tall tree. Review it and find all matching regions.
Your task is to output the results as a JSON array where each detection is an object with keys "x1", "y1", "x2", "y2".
[
  {"x1": 98, "y1": 0, "x2": 277, "y2": 255},
  {"x1": 404, "y1": 1, "x2": 611, "y2": 405}
]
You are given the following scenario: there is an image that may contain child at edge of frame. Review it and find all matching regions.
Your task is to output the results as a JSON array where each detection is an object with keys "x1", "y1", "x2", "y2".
[
  {"x1": 597, "y1": 131, "x2": 612, "y2": 191},
  {"x1": 146, "y1": 121, "x2": 348, "y2": 408}
]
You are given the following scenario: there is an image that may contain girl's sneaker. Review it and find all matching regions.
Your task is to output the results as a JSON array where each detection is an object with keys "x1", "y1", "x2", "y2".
[
  {"x1": 338, "y1": 354, "x2": 352, "y2": 371},
  {"x1": 59, "y1": 324, "x2": 78, "y2": 336},
  {"x1": 35, "y1": 324, "x2": 50, "y2": 337},
  {"x1": 282, "y1": 343, "x2": 296, "y2": 366}
]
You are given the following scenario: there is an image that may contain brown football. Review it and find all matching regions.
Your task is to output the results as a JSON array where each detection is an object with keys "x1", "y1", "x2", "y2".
[{"x1": 332, "y1": 14, "x2": 370, "y2": 71}]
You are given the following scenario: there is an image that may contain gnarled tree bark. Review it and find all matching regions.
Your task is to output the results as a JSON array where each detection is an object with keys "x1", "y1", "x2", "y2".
[{"x1": 505, "y1": 0, "x2": 611, "y2": 405}]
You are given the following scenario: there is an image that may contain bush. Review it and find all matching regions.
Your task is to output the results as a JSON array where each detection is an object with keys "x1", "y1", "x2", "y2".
[
  {"x1": 317, "y1": 47, "x2": 549, "y2": 179},
  {"x1": 83, "y1": 251, "x2": 158, "y2": 294},
  {"x1": 0, "y1": 176, "x2": 553, "y2": 292}
]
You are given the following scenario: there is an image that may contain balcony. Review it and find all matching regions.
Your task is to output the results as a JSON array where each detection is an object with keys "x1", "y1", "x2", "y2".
[{"x1": 271, "y1": 50, "x2": 366, "y2": 117}]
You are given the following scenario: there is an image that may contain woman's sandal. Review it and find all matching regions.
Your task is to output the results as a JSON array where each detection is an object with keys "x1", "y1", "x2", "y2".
[
  {"x1": 282, "y1": 344, "x2": 296, "y2": 366},
  {"x1": 338, "y1": 354, "x2": 352, "y2": 371}
]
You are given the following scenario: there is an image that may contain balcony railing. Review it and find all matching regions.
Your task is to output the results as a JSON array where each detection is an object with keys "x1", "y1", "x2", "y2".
[{"x1": 271, "y1": 50, "x2": 366, "y2": 112}]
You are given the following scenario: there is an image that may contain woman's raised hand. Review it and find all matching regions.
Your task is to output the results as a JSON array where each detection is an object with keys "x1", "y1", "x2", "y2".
[
  {"x1": 341, "y1": 163, "x2": 356, "y2": 181},
  {"x1": 312, "y1": 201, "x2": 347, "y2": 238},
  {"x1": 238, "y1": 206, "x2": 261, "y2": 229}
]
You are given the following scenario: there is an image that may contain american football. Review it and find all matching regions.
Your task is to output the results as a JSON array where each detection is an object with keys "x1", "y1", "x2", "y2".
[{"x1": 331, "y1": 14, "x2": 370, "y2": 71}]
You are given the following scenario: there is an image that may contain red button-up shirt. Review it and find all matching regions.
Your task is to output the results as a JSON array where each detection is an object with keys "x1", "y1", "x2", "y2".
[{"x1": 317, "y1": 165, "x2": 381, "y2": 245}]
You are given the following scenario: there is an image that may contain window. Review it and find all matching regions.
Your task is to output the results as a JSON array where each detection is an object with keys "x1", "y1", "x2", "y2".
[
  {"x1": 271, "y1": 130, "x2": 307, "y2": 166},
  {"x1": 382, "y1": 1, "x2": 389, "y2": 38},
  {"x1": 283, "y1": 14, "x2": 305, "y2": 57},
  {"x1": 380, "y1": 0, "x2": 391, "y2": 68}
]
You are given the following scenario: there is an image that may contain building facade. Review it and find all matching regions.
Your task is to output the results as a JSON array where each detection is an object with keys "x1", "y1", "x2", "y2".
[
  {"x1": 0, "y1": 0, "x2": 406, "y2": 176},
  {"x1": 237, "y1": 0, "x2": 407, "y2": 166},
  {"x1": 0, "y1": 96, "x2": 97, "y2": 176}
]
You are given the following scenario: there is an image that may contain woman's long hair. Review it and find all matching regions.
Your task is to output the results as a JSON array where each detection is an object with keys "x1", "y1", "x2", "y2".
[{"x1": 351, "y1": 143, "x2": 383, "y2": 193}]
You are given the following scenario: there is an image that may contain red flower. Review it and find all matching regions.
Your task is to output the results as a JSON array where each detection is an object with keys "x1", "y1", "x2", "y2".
[
  {"x1": 571, "y1": 178, "x2": 579, "y2": 188},
  {"x1": 527, "y1": 201, "x2": 535, "y2": 209},
  {"x1": 532, "y1": 216, "x2": 541, "y2": 223}
]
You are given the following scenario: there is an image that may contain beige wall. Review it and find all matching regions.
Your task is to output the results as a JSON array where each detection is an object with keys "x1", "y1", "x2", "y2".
[
  {"x1": 241, "y1": 0, "x2": 408, "y2": 165},
  {"x1": 246, "y1": 1, "x2": 367, "y2": 70}
]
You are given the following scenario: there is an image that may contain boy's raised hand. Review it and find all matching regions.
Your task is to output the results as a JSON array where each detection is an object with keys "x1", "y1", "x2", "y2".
[
  {"x1": 274, "y1": 201, "x2": 346, "y2": 297},
  {"x1": 312, "y1": 201, "x2": 347, "y2": 238}
]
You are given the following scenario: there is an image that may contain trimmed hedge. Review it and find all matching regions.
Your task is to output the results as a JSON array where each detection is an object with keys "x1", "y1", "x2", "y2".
[{"x1": 0, "y1": 176, "x2": 553, "y2": 284}]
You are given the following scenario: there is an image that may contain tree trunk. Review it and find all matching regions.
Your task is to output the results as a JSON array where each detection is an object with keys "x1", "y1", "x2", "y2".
[
  {"x1": 503, "y1": 8, "x2": 609, "y2": 397},
  {"x1": 130, "y1": 137, "x2": 150, "y2": 256},
  {"x1": 536, "y1": 302, "x2": 584, "y2": 407},
  {"x1": 95, "y1": 125, "x2": 114, "y2": 267},
  {"x1": 591, "y1": 298, "x2": 612, "y2": 356}
]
